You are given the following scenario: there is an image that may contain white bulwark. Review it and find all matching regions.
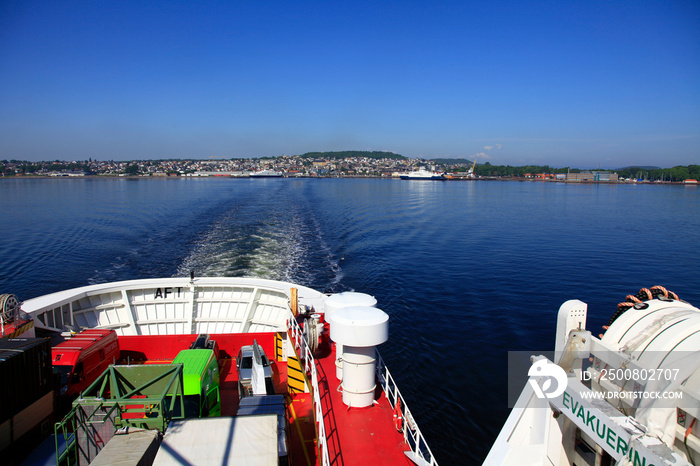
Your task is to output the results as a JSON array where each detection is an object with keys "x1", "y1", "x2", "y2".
[{"x1": 22, "y1": 277, "x2": 327, "y2": 336}]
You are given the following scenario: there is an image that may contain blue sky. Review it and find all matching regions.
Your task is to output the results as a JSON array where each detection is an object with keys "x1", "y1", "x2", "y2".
[{"x1": 1, "y1": 1, "x2": 698, "y2": 168}]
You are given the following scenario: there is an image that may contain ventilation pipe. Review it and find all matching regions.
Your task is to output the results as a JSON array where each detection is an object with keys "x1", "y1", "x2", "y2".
[
  {"x1": 324, "y1": 292, "x2": 377, "y2": 380},
  {"x1": 329, "y1": 306, "x2": 388, "y2": 408}
]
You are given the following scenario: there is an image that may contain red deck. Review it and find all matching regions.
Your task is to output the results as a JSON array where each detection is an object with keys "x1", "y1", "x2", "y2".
[
  {"x1": 114, "y1": 332, "x2": 414, "y2": 466},
  {"x1": 312, "y1": 342, "x2": 414, "y2": 466},
  {"x1": 0, "y1": 317, "x2": 34, "y2": 338}
]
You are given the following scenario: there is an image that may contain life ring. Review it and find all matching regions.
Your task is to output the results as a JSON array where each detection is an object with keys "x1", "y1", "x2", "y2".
[{"x1": 393, "y1": 399, "x2": 403, "y2": 432}]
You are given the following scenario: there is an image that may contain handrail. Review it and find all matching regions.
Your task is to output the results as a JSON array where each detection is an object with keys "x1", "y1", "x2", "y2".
[
  {"x1": 287, "y1": 314, "x2": 331, "y2": 466},
  {"x1": 55, "y1": 402, "x2": 122, "y2": 466},
  {"x1": 288, "y1": 311, "x2": 438, "y2": 466},
  {"x1": 376, "y1": 351, "x2": 439, "y2": 466}
]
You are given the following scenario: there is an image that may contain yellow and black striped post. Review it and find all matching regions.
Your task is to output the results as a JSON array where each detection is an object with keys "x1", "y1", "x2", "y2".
[
  {"x1": 286, "y1": 353, "x2": 309, "y2": 394},
  {"x1": 275, "y1": 332, "x2": 285, "y2": 362},
  {"x1": 3, "y1": 319, "x2": 34, "y2": 338},
  {"x1": 286, "y1": 329, "x2": 310, "y2": 394}
]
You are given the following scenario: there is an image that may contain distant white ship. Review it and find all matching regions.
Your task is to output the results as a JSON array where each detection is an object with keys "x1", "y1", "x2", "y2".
[
  {"x1": 250, "y1": 169, "x2": 283, "y2": 178},
  {"x1": 400, "y1": 168, "x2": 447, "y2": 180}
]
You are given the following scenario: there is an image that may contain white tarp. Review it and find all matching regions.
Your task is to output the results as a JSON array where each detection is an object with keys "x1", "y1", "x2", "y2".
[
  {"x1": 91, "y1": 429, "x2": 161, "y2": 466},
  {"x1": 153, "y1": 416, "x2": 278, "y2": 466}
]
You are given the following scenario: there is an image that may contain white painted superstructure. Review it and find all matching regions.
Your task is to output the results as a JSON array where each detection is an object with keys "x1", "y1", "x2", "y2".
[
  {"x1": 22, "y1": 277, "x2": 327, "y2": 336},
  {"x1": 486, "y1": 296, "x2": 700, "y2": 466}
]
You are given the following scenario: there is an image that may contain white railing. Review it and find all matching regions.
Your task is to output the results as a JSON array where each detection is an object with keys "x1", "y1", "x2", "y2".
[
  {"x1": 376, "y1": 351, "x2": 439, "y2": 466},
  {"x1": 287, "y1": 314, "x2": 331, "y2": 466},
  {"x1": 289, "y1": 310, "x2": 438, "y2": 466}
]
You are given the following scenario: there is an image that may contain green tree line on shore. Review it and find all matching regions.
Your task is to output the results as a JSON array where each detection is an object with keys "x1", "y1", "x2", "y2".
[
  {"x1": 454, "y1": 162, "x2": 574, "y2": 177},
  {"x1": 614, "y1": 165, "x2": 699, "y2": 181},
  {"x1": 451, "y1": 162, "x2": 699, "y2": 181}
]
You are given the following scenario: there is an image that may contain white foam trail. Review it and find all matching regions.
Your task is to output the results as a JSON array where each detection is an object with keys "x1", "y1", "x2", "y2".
[{"x1": 175, "y1": 201, "x2": 344, "y2": 291}]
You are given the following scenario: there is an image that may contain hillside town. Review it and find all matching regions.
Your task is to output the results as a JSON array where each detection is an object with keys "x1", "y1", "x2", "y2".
[
  {"x1": 1, "y1": 153, "x2": 697, "y2": 183},
  {"x1": 2, "y1": 154, "x2": 467, "y2": 178}
]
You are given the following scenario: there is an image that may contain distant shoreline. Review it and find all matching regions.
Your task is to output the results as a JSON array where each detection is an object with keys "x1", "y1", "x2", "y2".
[{"x1": 1, "y1": 174, "x2": 694, "y2": 185}]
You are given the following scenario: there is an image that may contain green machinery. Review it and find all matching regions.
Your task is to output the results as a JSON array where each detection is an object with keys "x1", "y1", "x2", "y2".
[
  {"x1": 55, "y1": 364, "x2": 185, "y2": 466},
  {"x1": 172, "y1": 348, "x2": 221, "y2": 418}
]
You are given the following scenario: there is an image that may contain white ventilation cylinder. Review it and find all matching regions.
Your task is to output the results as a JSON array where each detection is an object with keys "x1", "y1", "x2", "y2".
[
  {"x1": 324, "y1": 292, "x2": 377, "y2": 380},
  {"x1": 324, "y1": 292, "x2": 377, "y2": 319},
  {"x1": 328, "y1": 306, "x2": 389, "y2": 408}
]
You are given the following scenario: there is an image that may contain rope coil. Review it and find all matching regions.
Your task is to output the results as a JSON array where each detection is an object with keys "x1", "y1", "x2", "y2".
[{"x1": 606, "y1": 286, "x2": 679, "y2": 327}]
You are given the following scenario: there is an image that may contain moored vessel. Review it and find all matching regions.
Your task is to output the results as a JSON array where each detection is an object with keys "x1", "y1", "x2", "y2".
[
  {"x1": 399, "y1": 168, "x2": 447, "y2": 180},
  {"x1": 250, "y1": 170, "x2": 284, "y2": 178}
]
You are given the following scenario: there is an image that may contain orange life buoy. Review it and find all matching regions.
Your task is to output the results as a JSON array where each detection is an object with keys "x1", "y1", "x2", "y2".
[{"x1": 393, "y1": 399, "x2": 403, "y2": 432}]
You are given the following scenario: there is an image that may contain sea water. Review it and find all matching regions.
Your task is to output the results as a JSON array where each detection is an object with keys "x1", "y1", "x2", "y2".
[{"x1": 1, "y1": 177, "x2": 698, "y2": 464}]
